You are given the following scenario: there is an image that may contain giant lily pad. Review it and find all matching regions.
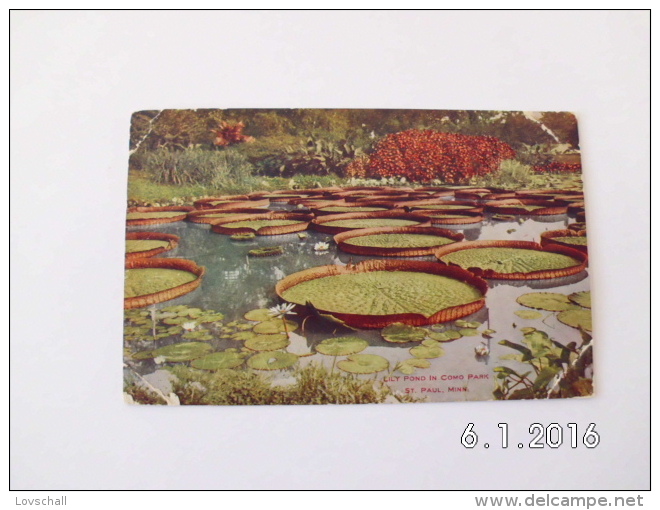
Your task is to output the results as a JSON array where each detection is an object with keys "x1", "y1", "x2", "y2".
[
  {"x1": 381, "y1": 323, "x2": 427, "y2": 343},
  {"x1": 151, "y1": 342, "x2": 213, "y2": 362},
  {"x1": 516, "y1": 292, "x2": 576, "y2": 311},
  {"x1": 568, "y1": 291, "x2": 591, "y2": 309},
  {"x1": 337, "y1": 354, "x2": 389, "y2": 374},
  {"x1": 322, "y1": 218, "x2": 421, "y2": 229},
  {"x1": 124, "y1": 269, "x2": 197, "y2": 299},
  {"x1": 315, "y1": 336, "x2": 368, "y2": 356},
  {"x1": 245, "y1": 334, "x2": 290, "y2": 352},
  {"x1": 222, "y1": 219, "x2": 302, "y2": 229},
  {"x1": 126, "y1": 211, "x2": 184, "y2": 220},
  {"x1": 191, "y1": 351, "x2": 246, "y2": 370},
  {"x1": 557, "y1": 309, "x2": 592, "y2": 332},
  {"x1": 438, "y1": 247, "x2": 580, "y2": 275},
  {"x1": 126, "y1": 240, "x2": 170, "y2": 253},
  {"x1": 344, "y1": 233, "x2": 455, "y2": 249},
  {"x1": 247, "y1": 351, "x2": 299, "y2": 370},
  {"x1": 281, "y1": 270, "x2": 483, "y2": 320},
  {"x1": 253, "y1": 319, "x2": 298, "y2": 334},
  {"x1": 318, "y1": 206, "x2": 387, "y2": 213},
  {"x1": 248, "y1": 246, "x2": 284, "y2": 257}
]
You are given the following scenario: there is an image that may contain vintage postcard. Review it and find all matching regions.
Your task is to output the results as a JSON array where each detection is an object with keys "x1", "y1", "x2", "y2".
[{"x1": 123, "y1": 109, "x2": 592, "y2": 405}]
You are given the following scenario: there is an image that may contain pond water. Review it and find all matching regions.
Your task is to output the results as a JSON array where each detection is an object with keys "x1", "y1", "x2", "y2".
[{"x1": 125, "y1": 202, "x2": 590, "y2": 403}]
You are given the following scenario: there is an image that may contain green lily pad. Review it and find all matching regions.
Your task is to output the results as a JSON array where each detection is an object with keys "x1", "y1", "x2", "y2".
[
  {"x1": 516, "y1": 292, "x2": 576, "y2": 311},
  {"x1": 344, "y1": 233, "x2": 456, "y2": 249},
  {"x1": 230, "y1": 232, "x2": 256, "y2": 241},
  {"x1": 553, "y1": 236, "x2": 587, "y2": 246},
  {"x1": 124, "y1": 268, "x2": 197, "y2": 299},
  {"x1": 126, "y1": 239, "x2": 170, "y2": 253},
  {"x1": 409, "y1": 343, "x2": 445, "y2": 359},
  {"x1": 252, "y1": 319, "x2": 298, "y2": 334},
  {"x1": 492, "y1": 214, "x2": 516, "y2": 221},
  {"x1": 162, "y1": 316, "x2": 192, "y2": 325},
  {"x1": 482, "y1": 329, "x2": 496, "y2": 337},
  {"x1": 455, "y1": 320, "x2": 481, "y2": 328},
  {"x1": 381, "y1": 323, "x2": 428, "y2": 343},
  {"x1": 282, "y1": 270, "x2": 484, "y2": 319},
  {"x1": 191, "y1": 351, "x2": 246, "y2": 370},
  {"x1": 244, "y1": 309, "x2": 274, "y2": 322},
  {"x1": 520, "y1": 327, "x2": 537, "y2": 334},
  {"x1": 245, "y1": 334, "x2": 290, "y2": 352},
  {"x1": 226, "y1": 219, "x2": 301, "y2": 229},
  {"x1": 568, "y1": 291, "x2": 591, "y2": 309},
  {"x1": 248, "y1": 246, "x2": 284, "y2": 257},
  {"x1": 427, "y1": 330, "x2": 462, "y2": 342},
  {"x1": 515, "y1": 310, "x2": 543, "y2": 320},
  {"x1": 182, "y1": 330, "x2": 214, "y2": 341},
  {"x1": 397, "y1": 358, "x2": 432, "y2": 375},
  {"x1": 459, "y1": 328, "x2": 480, "y2": 337},
  {"x1": 323, "y1": 218, "x2": 422, "y2": 229},
  {"x1": 162, "y1": 305, "x2": 188, "y2": 313},
  {"x1": 337, "y1": 354, "x2": 390, "y2": 374},
  {"x1": 439, "y1": 247, "x2": 580, "y2": 274},
  {"x1": 126, "y1": 211, "x2": 184, "y2": 220},
  {"x1": 247, "y1": 351, "x2": 299, "y2": 370},
  {"x1": 131, "y1": 349, "x2": 156, "y2": 360},
  {"x1": 557, "y1": 309, "x2": 592, "y2": 332},
  {"x1": 197, "y1": 312, "x2": 225, "y2": 323},
  {"x1": 230, "y1": 331, "x2": 258, "y2": 342},
  {"x1": 315, "y1": 336, "x2": 369, "y2": 356},
  {"x1": 151, "y1": 342, "x2": 213, "y2": 362}
]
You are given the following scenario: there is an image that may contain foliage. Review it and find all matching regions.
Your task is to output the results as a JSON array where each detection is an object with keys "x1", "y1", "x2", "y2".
[
  {"x1": 533, "y1": 161, "x2": 582, "y2": 174},
  {"x1": 257, "y1": 136, "x2": 364, "y2": 177},
  {"x1": 348, "y1": 130, "x2": 516, "y2": 184},
  {"x1": 493, "y1": 327, "x2": 592, "y2": 400},
  {"x1": 212, "y1": 121, "x2": 255, "y2": 146},
  {"x1": 164, "y1": 364, "x2": 399, "y2": 405},
  {"x1": 143, "y1": 147, "x2": 257, "y2": 188},
  {"x1": 472, "y1": 159, "x2": 533, "y2": 189}
]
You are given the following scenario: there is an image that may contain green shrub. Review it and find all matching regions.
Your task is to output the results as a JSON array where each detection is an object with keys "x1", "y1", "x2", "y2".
[
  {"x1": 472, "y1": 159, "x2": 533, "y2": 189},
  {"x1": 143, "y1": 147, "x2": 257, "y2": 189}
]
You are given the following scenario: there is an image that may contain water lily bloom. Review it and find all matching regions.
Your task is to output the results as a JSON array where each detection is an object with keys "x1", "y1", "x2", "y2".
[
  {"x1": 269, "y1": 302, "x2": 297, "y2": 319},
  {"x1": 475, "y1": 342, "x2": 490, "y2": 357},
  {"x1": 182, "y1": 321, "x2": 197, "y2": 331},
  {"x1": 314, "y1": 242, "x2": 329, "y2": 251}
]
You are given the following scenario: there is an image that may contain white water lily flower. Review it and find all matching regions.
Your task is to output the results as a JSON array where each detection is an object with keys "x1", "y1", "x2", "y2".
[
  {"x1": 314, "y1": 242, "x2": 329, "y2": 252},
  {"x1": 475, "y1": 342, "x2": 490, "y2": 357},
  {"x1": 268, "y1": 302, "x2": 297, "y2": 319},
  {"x1": 181, "y1": 321, "x2": 197, "y2": 331},
  {"x1": 154, "y1": 356, "x2": 166, "y2": 365}
]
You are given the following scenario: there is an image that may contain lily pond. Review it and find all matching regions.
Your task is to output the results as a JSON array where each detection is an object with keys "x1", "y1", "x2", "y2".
[{"x1": 124, "y1": 193, "x2": 593, "y2": 405}]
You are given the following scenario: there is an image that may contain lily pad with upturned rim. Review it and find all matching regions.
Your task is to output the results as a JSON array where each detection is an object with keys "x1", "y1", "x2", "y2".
[
  {"x1": 124, "y1": 269, "x2": 197, "y2": 299},
  {"x1": 381, "y1": 323, "x2": 428, "y2": 343},
  {"x1": 438, "y1": 247, "x2": 580, "y2": 275},
  {"x1": 247, "y1": 351, "x2": 299, "y2": 370},
  {"x1": 516, "y1": 292, "x2": 576, "y2": 311},
  {"x1": 315, "y1": 336, "x2": 369, "y2": 356},
  {"x1": 337, "y1": 354, "x2": 390, "y2": 374}
]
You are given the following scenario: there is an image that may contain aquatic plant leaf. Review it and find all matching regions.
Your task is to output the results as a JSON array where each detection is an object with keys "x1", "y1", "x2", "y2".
[
  {"x1": 244, "y1": 309, "x2": 275, "y2": 322},
  {"x1": 247, "y1": 351, "x2": 299, "y2": 370},
  {"x1": 225, "y1": 219, "x2": 302, "y2": 229},
  {"x1": 191, "y1": 351, "x2": 246, "y2": 370},
  {"x1": 245, "y1": 334, "x2": 290, "y2": 352},
  {"x1": 124, "y1": 268, "x2": 197, "y2": 299},
  {"x1": 568, "y1": 291, "x2": 591, "y2": 309},
  {"x1": 323, "y1": 218, "x2": 421, "y2": 229},
  {"x1": 252, "y1": 319, "x2": 298, "y2": 334},
  {"x1": 522, "y1": 330, "x2": 558, "y2": 359},
  {"x1": 151, "y1": 342, "x2": 213, "y2": 362},
  {"x1": 421, "y1": 339, "x2": 440, "y2": 347},
  {"x1": 126, "y1": 211, "x2": 184, "y2": 220},
  {"x1": 520, "y1": 327, "x2": 537, "y2": 334},
  {"x1": 515, "y1": 310, "x2": 543, "y2": 320},
  {"x1": 397, "y1": 358, "x2": 432, "y2": 375},
  {"x1": 557, "y1": 309, "x2": 592, "y2": 332},
  {"x1": 315, "y1": 336, "x2": 368, "y2": 356},
  {"x1": 197, "y1": 312, "x2": 225, "y2": 323},
  {"x1": 248, "y1": 246, "x2": 284, "y2": 257},
  {"x1": 162, "y1": 305, "x2": 189, "y2": 313},
  {"x1": 230, "y1": 232, "x2": 256, "y2": 241},
  {"x1": 230, "y1": 331, "x2": 258, "y2": 342},
  {"x1": 427, "y1": 330, "x2": 462, "y2": 342},
  {"x1": 345, "y1": 233, "x2": 455, "y2": 248},
  {"x1": 516, "y1": 292, "x2": 576, "y2": 311},
  {"x1": 182, "y1": 330, "x2": 214, "y2": 341},
  {"x1": 553, "y1": 236, "x2": 587, "y2": 245},
  {"x1": 455, "y1": 320, "x2": 481, "y2": 328},
  {"x1": 439, "y1": 248, "x2": 580, "y2": 274},
  {"x1": 282, "y1": 271, "x2": 483, "y2": 319},
  {"x1": 532, "y1": 366, "x2": 561, "y2": 391},
  {"x1": 409, "y1": 344, "x2": 445, "y2": 359},
  {"x1": 162, "y1": 316, "x2": 192, "y2": 325},
  {"x1": 459, "y1": 328, "x2": 480, "y2": 337},
  {"x1": 498, "y1": 340, "x2": 533, "y2": 361},
  {"x1": 381, "y1": 323, "x2": 427, "y2": 343},
  {"x1": 482, "y1": 329, "x2": 496, "y2": 337},
  {"x1": 337, "y1": 354, "x2": 389, "y2": 374},
  {"x1": 492, "y1": 214, "x2": 516, "y2": 221},
  {"x1": 131, "y1": 350, "x2": 156, "y2": 360}
]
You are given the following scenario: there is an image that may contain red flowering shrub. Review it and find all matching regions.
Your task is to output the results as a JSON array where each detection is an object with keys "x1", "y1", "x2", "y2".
[
  {"x1": 349, "y1": 130, "x2": 516, "y2": 184},
  {"x1": 212, "y1": 121, "x2": 255, "y2": 146},
  {"x1": 533, "y1": 162, "x2": 582, "y2": 174}
]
